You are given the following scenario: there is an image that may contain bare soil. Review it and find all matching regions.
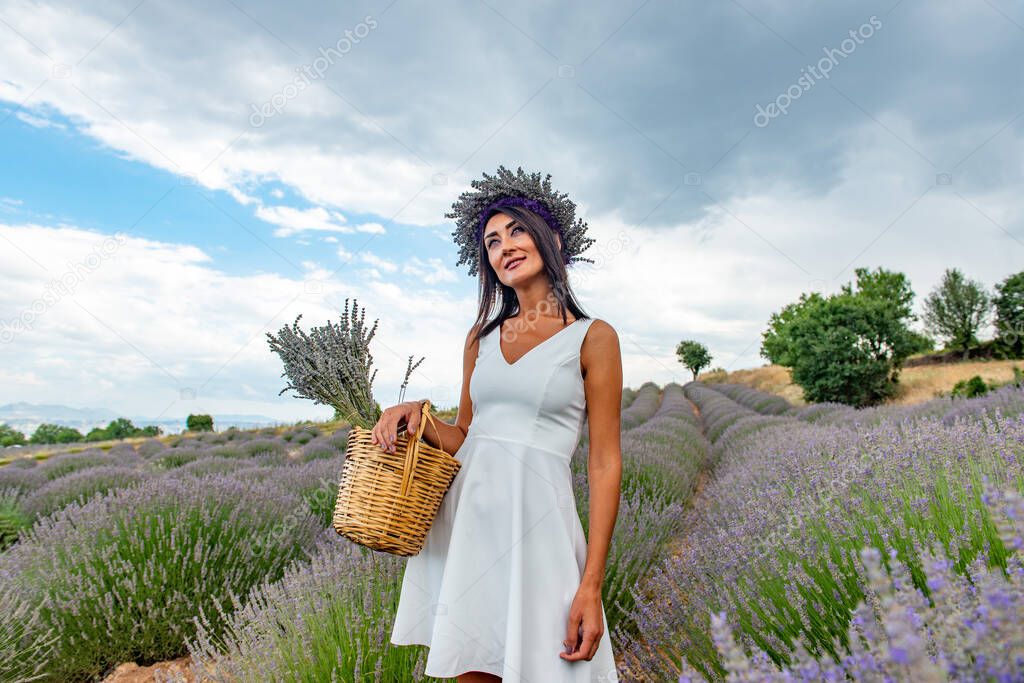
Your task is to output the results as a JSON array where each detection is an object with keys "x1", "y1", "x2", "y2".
[{"x1": 101, "y1": 655, "x2": 197, "y2": 683}]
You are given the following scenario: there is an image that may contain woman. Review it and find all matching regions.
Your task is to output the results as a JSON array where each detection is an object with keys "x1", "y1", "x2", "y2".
[{"x1": 378, "y1": 166, "x2": 622, "y2": 682}]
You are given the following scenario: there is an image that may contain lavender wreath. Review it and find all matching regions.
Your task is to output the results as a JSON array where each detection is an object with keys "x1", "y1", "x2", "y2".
[{"x1": 446, "y1": 165, "x2": 596, "y2": 277}]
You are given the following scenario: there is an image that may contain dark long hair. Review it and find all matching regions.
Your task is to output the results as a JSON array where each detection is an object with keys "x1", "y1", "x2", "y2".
[{"x1": 470, "y1": 204, "x2": 589, "y2": 345}]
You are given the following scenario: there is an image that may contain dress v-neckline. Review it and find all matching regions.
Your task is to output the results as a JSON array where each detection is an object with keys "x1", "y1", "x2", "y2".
[{"x1": 498, "y1": 318, "x2": 581, "y2": 367}]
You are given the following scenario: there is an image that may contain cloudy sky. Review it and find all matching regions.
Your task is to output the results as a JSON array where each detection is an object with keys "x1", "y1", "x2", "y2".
[{"x1": 1, "y1": 0, "x2": 1022, "y2": 423}]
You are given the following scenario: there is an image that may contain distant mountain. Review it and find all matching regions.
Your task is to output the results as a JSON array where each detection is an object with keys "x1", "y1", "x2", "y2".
[{"x1": 0, "y1": 402, "x2": 288, "y2": 437}]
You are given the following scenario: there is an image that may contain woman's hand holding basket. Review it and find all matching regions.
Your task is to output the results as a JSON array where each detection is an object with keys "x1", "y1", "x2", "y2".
[{"x1": 371, "y1": 400, "x2": 426, "y2": 453}]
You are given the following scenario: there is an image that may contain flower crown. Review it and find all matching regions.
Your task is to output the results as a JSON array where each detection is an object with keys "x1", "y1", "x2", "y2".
[{"x1": 446, "y1": 165, "x2": 596, "y2": 277}]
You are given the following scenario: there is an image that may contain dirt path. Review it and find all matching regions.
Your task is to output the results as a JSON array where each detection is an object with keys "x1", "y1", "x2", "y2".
[
  {"x1": 619, "y1": 393, "x2": 715, "y2": 680},
  {"x1": 102, "y1": 655, "x2": 197, "y2": 682}
]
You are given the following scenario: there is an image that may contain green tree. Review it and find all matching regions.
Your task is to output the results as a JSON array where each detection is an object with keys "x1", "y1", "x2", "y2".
[
  {"x1": 994, "y1": 271, "x2": 1024, "y2": 358},
  {"x1": 186, "y1": 414, "x2": 214, "y2": 432},
  {"x1": 786, "y1": 293, "x2": 919, "y2": 406},
  {"x1": 951, "y1": 375, "x2": 991, "y2": 399},
  {"x1": 83, "y1": 417, "x2": 158, "y2": 442},
  {"x1": 676, "y1": 340, "x2": 712, "y2": 380},
  {"x1": 760, "y1": 292, "x2": 825, "y2": 366},
  {"x1": 839, "y1": 266, "x2": 916, "y2": 320},
  {"x1": 103, "y1": 418, "x2": 139, "y2": 440},
  {"x1": 922, "y1": 268, "x2": 992, "y2": 360},
  {"x1": 845, "y1": 265, "x2": 934, "y2": 354},
  {"x1": 761, "y1": 267, "x2": 922, "y2": 406},
  {"x1": 0, "y1": 423, "x2": 27, "y2": 447},
  {"x1": 29, "y1": 423, "x2": 84, "y2": 444},
  {"x1": 905, "y1": 329, "x2": 935, "y2": 355}
]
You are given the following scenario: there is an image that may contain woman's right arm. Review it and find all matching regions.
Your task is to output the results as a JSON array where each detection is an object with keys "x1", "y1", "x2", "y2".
[{"x1": 370, "y1": 324, "x2": 480, "y2": 455}]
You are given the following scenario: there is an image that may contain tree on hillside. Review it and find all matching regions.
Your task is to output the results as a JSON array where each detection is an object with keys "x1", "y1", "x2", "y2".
[
  {"x1": 994, "y1": 271, "x2": 1024, "y2": 358},
  {"x1": 84, "y1": 418, "x2": 162, "y2": 442},
  {"x1": 904, "y1": 329, "x2": 935, "y2": 355},
  {"x1": 785, "y1": 293, "x2": 920, "y2": 406},
  {"x1": 0, "y1": 423, "x2": 27, "y2": 447},
  {"x1": 838, "y1": 267, "x2": 936, "y2": 355},
  {"x1": 187, "y1": 414, "x2": 214, "y2": 432},
  {"x1": 923, "y1": 268, "x2": 992, "y2": 360},
  {"x1": 676, "y1": 340, "x2": 712, "y2": 380},
  {"x1": 29, "y1": 423, "x2": 84, "y2": 444},
  {"x1": 761, "y1": 292, "x2": 825, "y2": 366},
  {"x1": 840, "y1": 266, "x2": 916, "y2": 319},
  {"x1": 761, "y1": 267, "x2": 922, "y2": 407}
]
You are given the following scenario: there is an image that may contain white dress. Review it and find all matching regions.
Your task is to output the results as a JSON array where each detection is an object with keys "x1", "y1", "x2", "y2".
[{"x1": 390, "y1": 316, "x2": 619, "y2": 682}]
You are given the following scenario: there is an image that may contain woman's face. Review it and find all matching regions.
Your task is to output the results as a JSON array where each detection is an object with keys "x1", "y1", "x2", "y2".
[{"x1": 483, "y1": 212, "x2": 560, "y2": 286}]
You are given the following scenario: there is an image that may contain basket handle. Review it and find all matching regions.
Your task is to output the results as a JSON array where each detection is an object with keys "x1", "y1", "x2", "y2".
[{"x1": 397, "y1": 399, "x2": 445, "y2": 497}]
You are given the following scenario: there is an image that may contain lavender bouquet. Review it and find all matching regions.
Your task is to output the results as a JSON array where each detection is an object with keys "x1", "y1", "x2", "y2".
[{"x1": 266, "y1": 298, "x2": 423, "y2": 430}]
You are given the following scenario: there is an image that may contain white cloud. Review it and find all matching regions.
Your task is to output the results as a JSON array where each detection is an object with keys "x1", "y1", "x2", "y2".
[
  {"x1": 0, "y1": 221, "x2": 476, "y2": 417},
  {"x1": 355, "y1": 222, "x2": 386, "y2": 234},
  {"x1": 255, "y1": 205, "x2": 350, "y2": 237},
  {"x1": 15, "y1": 110, "x2": 66, "y2": 130},
  {"x1": 402, "y1": 256, "x2": 458, "y2": 285},
  {"x1": 358, "y1": 252, "x2": 398, "y2": 273}
]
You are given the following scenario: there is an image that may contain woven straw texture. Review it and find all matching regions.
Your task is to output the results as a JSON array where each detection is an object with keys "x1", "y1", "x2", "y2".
[{"x1": 333, "y1": 400, "x2": 460, "y2": 556}]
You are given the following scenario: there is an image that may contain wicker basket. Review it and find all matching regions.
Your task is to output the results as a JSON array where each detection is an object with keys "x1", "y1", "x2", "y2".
[{"x1": 332, "y1": 399, "x2": 461, "y2": 556}]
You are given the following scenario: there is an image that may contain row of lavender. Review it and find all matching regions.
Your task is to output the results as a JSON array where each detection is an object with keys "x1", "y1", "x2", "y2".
[
  {"x1": 625, "y1": 381, "x2": 1024, "y2": 681},
  {"x1": 0, "y1": 383, "x2": 707, "y2": 682},
  {"x1": 710, "y1": 379, "x2": 1024, "y2": 427},
  {"x1": 573, "y1": 382, "x2": 710, "y2": 639}
]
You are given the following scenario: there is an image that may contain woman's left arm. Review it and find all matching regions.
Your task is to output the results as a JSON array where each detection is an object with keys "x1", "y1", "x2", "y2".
[{"x1": 561, "y1": 319, "x2": 623, "y2": 662}]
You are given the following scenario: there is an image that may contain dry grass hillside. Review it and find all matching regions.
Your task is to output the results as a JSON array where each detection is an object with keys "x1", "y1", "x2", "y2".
[{"x1": 700, "y1": 358, "x2": 1024, "y2": 406}]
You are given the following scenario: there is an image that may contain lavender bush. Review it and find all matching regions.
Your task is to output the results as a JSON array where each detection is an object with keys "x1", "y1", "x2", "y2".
[
  {"x1": 186, "y1": 532, "x2": 430, "y2": 682},
  {"x1": 620, "y1": 382, "x2": 665, "y2": 431},
  {"x1": 0, "y1": 464, "x2": 46, "y2": 496},
  {"x1": 169, "y1": 455, "x2": 253, "y2": 479},
  {"x1": 6, "y1": 457, "x2": 39, "y2": 469},
  {"x1": 0, "y1": 473, "x2": 322, "y2": 681},
  {"x1": 622, "y1": 386, "x2": 640, "y2": 411},
  {"x1": 0, "y1": 487, "x2": 29, "y2": 551},
  {"x1": 149, "y1": 447, "x2": 204, "y2": 469},
  {"x1": 135, "y1": 438, "x2": 166, "y2": 457},
  {"x1": 239, "y1": 438, "x2": 289, "y2": 458},
  {"x1": 20, "y1": 464, "x2": 148, "y2": 522},
  {"x1": 231, "y1": 455, "x2": 344, "y2": 527},
  {"x1": 35, "y1": 448, "x2": 131, "y2": 481},
  {"x1": 281, "y1": 423, "x2": 321, "y2": 444},
  {"x1": 677, "y1": 488, "x2": 1024, "y2": 682},
  {"x1": 708, "y1": 383, "x2": 793, "y2": 416},
  {"x1": 0, "y1": 575, "x2": 57, "y2": 683},
  {"x1": 299, "y1": 435, "x2": 345, "y2": 462}
]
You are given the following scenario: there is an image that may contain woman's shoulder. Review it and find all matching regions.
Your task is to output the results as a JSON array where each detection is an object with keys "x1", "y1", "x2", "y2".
[
  {"x1": 581, "y1": 317, "x2": 616, "y2": 336},
  {"x1": 580, "y1": 318, "x2": 619, "y2": 351}
]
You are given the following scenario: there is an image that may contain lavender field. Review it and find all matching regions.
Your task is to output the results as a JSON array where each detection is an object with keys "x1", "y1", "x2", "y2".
[
  {"x1": 617, "y1": 381, "x2": 1024, "y2": 681},
  {"x1": 1, "y1": 381, "x2": 1022, "y2": 681}
]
